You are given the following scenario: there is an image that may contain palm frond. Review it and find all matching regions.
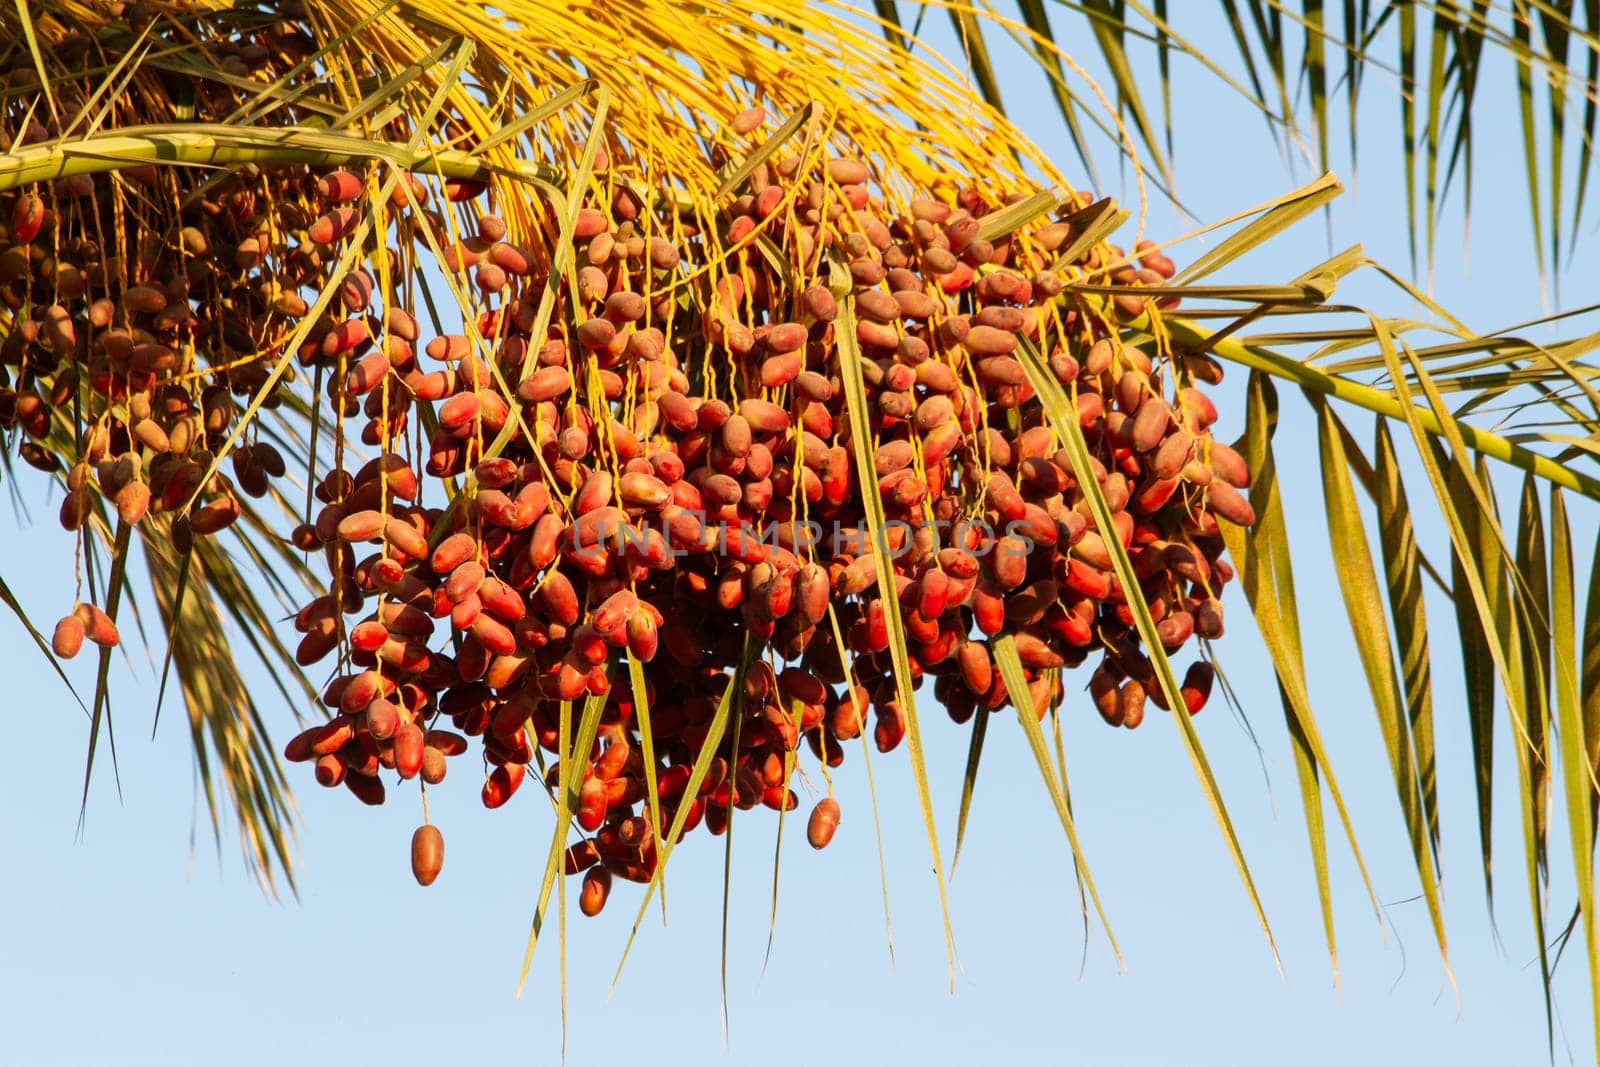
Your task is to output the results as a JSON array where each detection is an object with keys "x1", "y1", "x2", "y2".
[{"x1": 875, "y1": 1, "x2": 1600, "y2": 286}]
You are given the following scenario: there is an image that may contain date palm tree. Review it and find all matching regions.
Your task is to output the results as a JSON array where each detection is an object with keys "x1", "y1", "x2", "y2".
[{"x1": 2, "y1": 0, "x2": 1598, "y2": 1058}]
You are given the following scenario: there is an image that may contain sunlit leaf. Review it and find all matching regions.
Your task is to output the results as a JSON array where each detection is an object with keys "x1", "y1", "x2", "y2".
[{"x1": 1311, "y1": 396, "x2": 1447, "y2": 968}]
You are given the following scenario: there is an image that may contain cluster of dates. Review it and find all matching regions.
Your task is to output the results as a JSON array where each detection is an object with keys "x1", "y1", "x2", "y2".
[
  {"x1": 0, "y1": 56, "x2": 1251, "y2": 906},
  {"x1": 265, "y1": 143, "x2": 1251, "y2": 904},
  {"x1": 0, "y1": 16, "x2": 350, "y2": 658}
]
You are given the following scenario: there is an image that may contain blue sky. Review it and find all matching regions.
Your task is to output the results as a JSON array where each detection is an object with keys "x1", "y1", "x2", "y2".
[{"x1": 3, "y1": 9, "x2": 1596, "y2": 1065}]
